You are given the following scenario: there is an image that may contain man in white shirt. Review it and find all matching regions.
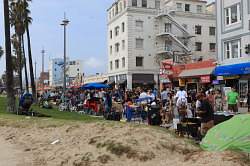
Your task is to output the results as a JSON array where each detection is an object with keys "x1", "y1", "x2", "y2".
[{"x1": 175, "y1": 87, "x2": 187, "y2": 108}]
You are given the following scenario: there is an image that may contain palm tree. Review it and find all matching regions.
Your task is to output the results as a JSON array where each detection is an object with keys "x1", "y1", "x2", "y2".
[
  {"x1": 22, "y1": 0, "x2": 36, "y2": 100},
  {"x1": 3, "y1": 0, "x2": 16, "y2": 113},
  {"x1": 10, "y1": 0, "x2": 30, "y2": 92},
  {"x1": 10, "y1": 0, "x2": 24, "y2": 93}
]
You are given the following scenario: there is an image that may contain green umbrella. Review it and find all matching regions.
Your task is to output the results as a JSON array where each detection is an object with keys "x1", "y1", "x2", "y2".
[{"x1": 201, "y1": 114, "x2": 250, "y2": 153}]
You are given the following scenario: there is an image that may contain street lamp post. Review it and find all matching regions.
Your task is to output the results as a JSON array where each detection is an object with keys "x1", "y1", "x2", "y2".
[{"x1": 60, "y1": 15, "x2": 70, "y2": 101}]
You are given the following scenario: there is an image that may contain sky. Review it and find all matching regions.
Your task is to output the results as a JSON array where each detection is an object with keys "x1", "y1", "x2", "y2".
[
  {"x1": 0, "y1": 0, "x2": 114, "y2": 77},
  {"x1": 0, "y1": 0, "x2": 214, "y2": 77}
]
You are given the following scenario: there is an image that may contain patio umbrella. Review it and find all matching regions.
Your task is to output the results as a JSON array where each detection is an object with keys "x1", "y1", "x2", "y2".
[
  {"x1": 200, "y1": 114, "x2": 250, "y2": 153},
  {"x1": 81, "y1": 83, "x2": 109, "y2": 90}
]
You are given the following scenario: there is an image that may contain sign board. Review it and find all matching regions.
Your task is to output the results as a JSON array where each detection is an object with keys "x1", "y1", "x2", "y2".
[
  {"x1": 200, "y1": 76, "x2": 211, "y2": 83},
  {"x1": 179, "y1": 79, "x2": 185, "y2": 87},
  {"x1": 212, "y1": 80, "x2": 219, "y2": 85},
  {"x1": 223, "y1": 87, "x2": 232, "y2": 97},
  {"x1": 217, "y1": 76, "x2": 224, "y2": 80}
]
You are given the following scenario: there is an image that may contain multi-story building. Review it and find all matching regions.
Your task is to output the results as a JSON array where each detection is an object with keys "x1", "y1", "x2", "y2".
[
  {"x1": 49, "y1": 58, "x2": 64, "y2": 87},
  {"x1": 67, "y1": 60, "x2": 84, "y2": 85},
  {"x1": 215, "y1": 0, "x2": 250, "y2": 110},
  {"x1": 107, "y1": 0, "x2": 216, "y2": 89},
  {"x1": 49, "y1": 58, "x2": 84, "y2": 87}
]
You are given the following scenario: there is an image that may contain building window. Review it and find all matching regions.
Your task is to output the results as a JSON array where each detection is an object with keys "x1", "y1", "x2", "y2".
[
  {"x1": 165, "y1": 40, "x2": 172, "y2": 51},
  {"x1": 176, "y1": 3, "x2": 182, "y2": 11},
  {"x1": 195, "y1": 42, "x2": 202, "y2": 51},
  {"x1": 197, "y1": 5, "x2": 202, "y2": 13},
  {"x1": 112, "y1": 8, "x2": 114, "y2": 16},
  {"x1": 115, "y1": 4, "x2": 118, "y2": 15},
  {"x1": 195, "y1": 25, "x2": 202, "y2": 35},
  {"x1": 115, "y1": 43, "x2": 120, "y2": 52},
  {"x1": 209, "y1": 43, "x2": 216, "y2": 52},
  {"x1": 135, "y1": 20, "x2": 143, "y2": 29},
  {"x1": 119, "y1": 2, "x2": 122, "y2": 12},
  {"x1": 122, "y1": 40, "x2": 125, "y2": 50},
  {"x1": 156, "y1": 0, "x2": 160, "y2": 9},
  {"x1": 224, "y1": 39, "x2": 241, "y2": 59},
  {"x1": 77, "y1": 68, "x2": 79, "y2": 72},
  {"x1": 110, "y1": 45, "x2": 112, "y2": 55},
  {"x1": 164, "y1": 23, "x2": 172, "y2": 33},
  {"x1": 136, "y1": 38, "x2": 143, "y2": 49},
  {"x1": 122, "y1": 57, "x2": 125, "y2": 68},
  {"x1": 110, "y1": 30, "x2": 112, "y2": 39},
  {"x1": 54, "y1": 68, "x2": 57, "y2": 71},
  {"x1": 110, "y1": 61, "x2": 113, "y2": 70},
  {"x1": 225, "y1": 4, "x2": 241, "y2": 26},
  {"x1": 132, "y1": 0, "x2": 137, "y2": 7},
  {"x1": 115, "y1": 26, "x2": 120, "y2": 36},
  {"x1": 122, "y1": 22, "x2": 125, "y2": 32},
  {"x1": 142, "y1": 0, "x2": 147, "y2": 8},
  {"x1": 115, "y1": 59, "x2": 119, "y2": 69},
  {"x1": 185, "y1": 4, "x2": 190, "y2": 12},
  {"x1": 136, "y1": 57, "x2": 143, "y2": 67},
  {"x1": 209, "y1": 27, "x2": 216, "y2": 36}
]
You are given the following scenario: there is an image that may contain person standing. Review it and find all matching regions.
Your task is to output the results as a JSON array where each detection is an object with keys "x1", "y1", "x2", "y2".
[
  {"x1": 161, "y1": 88, "x2": 168, "y2": 107},
  {"x1": 196, "y1": 93, "x2": 214, "y2": 137},
  {"x1": 227, "y1": 87, "x2": 239, "y2": 113}
]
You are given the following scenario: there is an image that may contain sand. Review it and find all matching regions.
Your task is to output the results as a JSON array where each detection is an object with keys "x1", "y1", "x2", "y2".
[{"x1": 0, "y1": 121, "x2": 249, "y2": 166}]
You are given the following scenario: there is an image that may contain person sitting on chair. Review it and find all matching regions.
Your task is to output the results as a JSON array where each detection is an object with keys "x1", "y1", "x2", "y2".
[{"x1": 19, "y1": 92, "x2": 33, "y2": 114}]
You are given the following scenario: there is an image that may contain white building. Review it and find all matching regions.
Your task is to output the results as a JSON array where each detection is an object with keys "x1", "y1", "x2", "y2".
[
  {"x1": 49, "y1": 58, "x2": 84, "y2": 87},
  {"x1": 107, "y1": 0, "x2": 216, "y2": 89},
  {"x1": 49, "y1": 58, "x2": 64, "y2": 87},
  {"x1": 215, "y1": 0, "x2": 250, "y2": 109},
  {"x1": 67, "y1": 60, "x2": 84, "y2": 85}
]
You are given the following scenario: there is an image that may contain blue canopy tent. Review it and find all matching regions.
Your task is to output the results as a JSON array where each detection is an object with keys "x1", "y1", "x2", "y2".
[
  {"x1": 81, "y1": 83, "x2": 110, "y2": 90},
  {"x1": 214, "y1": 62, "x2": 250, "y2": 76}
]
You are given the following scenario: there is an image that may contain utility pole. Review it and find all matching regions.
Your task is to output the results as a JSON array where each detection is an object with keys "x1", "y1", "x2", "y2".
[
  {"x1": 41, "y1": 48, "x2": 45, "y2": 73},
  {"x1": 35, "y1": 61, "x2": 37, "y2": 80},
  {"x1": 61, "y1": 13, "x2": 70, "y2": 101}
]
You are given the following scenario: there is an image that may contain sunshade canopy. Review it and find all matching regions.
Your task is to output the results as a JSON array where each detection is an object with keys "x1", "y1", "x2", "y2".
[
  {"x1": 81, "y1": 83, "x2": 110, "y2": 90},
  {"x1": 178, "y1": 67, "x2": 215, "y2": 77},
  {"x1": 201, "y1": 115, "x2": 250, "y2": 153}
]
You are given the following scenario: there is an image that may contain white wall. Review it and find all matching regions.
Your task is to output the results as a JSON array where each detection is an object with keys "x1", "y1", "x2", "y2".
[{"x1": 217, "y1": 0, "x2": 250, "y2": 65}]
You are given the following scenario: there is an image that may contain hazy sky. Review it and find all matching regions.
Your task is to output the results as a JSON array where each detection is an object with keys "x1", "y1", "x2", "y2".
[
  {"x1": 0, "y1": 0, "x2": 114, "y2": 77},
  {"x1": 0, "y1": 0, "x2": 214, "y2": 77}
]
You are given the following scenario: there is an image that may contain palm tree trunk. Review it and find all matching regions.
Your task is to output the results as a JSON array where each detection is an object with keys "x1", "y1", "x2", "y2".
[
  {"x1": 18, "y1": 35, "x2": 23, "y2": 94},
  {"x1": 26, "y1": 23, "x2": 36, "y2": 101},
  {"x1": 21, "y1": 35, "x2": 29, "y2": 92},
  {"x1": 3, "y1": 0, "x2": 16, "y2": 113}
]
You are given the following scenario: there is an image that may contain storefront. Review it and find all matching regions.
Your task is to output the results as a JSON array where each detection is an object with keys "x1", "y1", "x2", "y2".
[
  {"x1": 178, "y1": 67, "x2": 215, "y2": 91},
  {"x1": 132, "y1": 74, "x2": 155, "y2": 89},
  {"x1": 160, "y1": 59, "x2": 216, "y2": 91},
  {"x1": 214, "y1": 62, "x2": 250, "y2": 112}
]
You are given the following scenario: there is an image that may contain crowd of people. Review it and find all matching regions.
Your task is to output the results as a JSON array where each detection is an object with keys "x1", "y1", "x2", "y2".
[{"x1": 17, "y1": 84, "x2": 247, "y2": 139}]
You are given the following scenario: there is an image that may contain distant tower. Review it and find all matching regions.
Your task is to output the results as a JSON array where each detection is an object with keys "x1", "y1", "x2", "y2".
[{"x1": 41, "y1": 48, "x2": 45, "y2": 73}]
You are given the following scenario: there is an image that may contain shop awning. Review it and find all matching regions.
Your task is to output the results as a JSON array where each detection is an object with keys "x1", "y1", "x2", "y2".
[
  {"x1": 178, "y1": 67, "x2": 215, "y2": 77},
  {"x1": 214, "y1": 62, "x2": 250, "y2": 76}
]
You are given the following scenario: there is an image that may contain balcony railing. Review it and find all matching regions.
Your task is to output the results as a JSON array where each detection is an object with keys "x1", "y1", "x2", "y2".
[{"x1": 157, "y1": 46, "x2": 173, "y2": 54}]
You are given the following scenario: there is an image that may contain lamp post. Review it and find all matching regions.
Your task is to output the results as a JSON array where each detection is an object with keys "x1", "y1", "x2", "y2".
[{"x1": 60, "y1": 14, "x2": 70, "y2": 100}]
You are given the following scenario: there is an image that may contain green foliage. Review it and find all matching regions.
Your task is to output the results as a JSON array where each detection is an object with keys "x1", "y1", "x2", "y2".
[{"x1": 0, "y1": 97, "x2": 100, "y2": 122}]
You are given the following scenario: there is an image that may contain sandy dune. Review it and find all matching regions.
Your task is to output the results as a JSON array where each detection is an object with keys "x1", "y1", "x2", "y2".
[{"x1": 0, "y1": 121, "x2": 249, "y2": 166}]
